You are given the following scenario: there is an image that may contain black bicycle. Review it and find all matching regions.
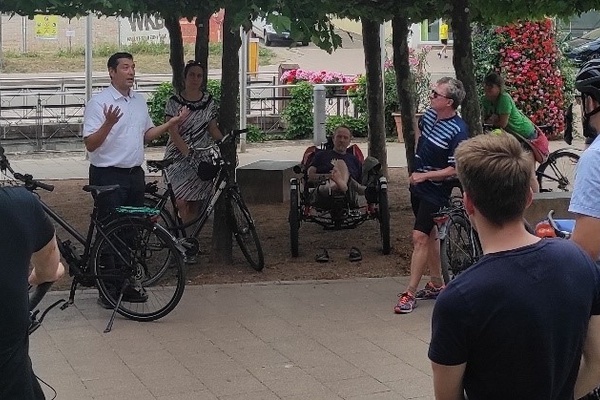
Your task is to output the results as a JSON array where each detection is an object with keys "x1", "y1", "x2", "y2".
[
  {"x1": 144, "y1": 128, "x2": 265, "y2": 271},
  {"x1": 482, "y1": 124, "x2": 580, "y2": 192},
  {"x1": 536, "y1": 148, "x2": 580, "y2": 192},
  {"x1": 433, "y1": 195, "x2": 483, "y2": 284},
  {"x1": 0, "y1": 147, "x2": 186, "y2": 333}
]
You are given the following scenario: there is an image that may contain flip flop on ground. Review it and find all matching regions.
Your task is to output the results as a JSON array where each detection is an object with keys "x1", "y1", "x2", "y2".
[
  {"x1": 349, "y1": 247, "x2": 362, "y2": 262},
  {"x1": 315, "y1": 248, "x2": 330, "y2": 263}
]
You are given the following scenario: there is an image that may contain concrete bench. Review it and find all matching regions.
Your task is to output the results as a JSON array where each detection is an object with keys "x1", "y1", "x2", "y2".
[
  {"x1": 236, "y1": 160, "x2": 299, "y2": 204},
  {"x1": 524, "y1": 191, "x2": 573, "y2": 224}
]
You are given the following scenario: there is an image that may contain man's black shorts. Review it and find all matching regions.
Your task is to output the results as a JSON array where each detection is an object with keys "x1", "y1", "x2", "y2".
[
  {"x1": 441, "y1": 39, "x2": 448, "y2": 45},
  {"x1": 411, "y1": 193, "x2": 442, "y2": 235}
]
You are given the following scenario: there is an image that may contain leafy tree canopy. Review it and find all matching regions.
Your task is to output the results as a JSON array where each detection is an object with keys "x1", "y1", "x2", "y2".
[{"x1": 470, "y1": 0, "x2": 600, "y2": 25}]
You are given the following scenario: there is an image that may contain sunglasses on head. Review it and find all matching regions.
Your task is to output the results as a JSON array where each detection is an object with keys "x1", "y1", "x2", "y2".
[
  {"x1": 431, "y1": 89, "x2": 451, "y2": 99},
  {"x1": 186, "y1": 60, "x2": 203, "y2": 67}
]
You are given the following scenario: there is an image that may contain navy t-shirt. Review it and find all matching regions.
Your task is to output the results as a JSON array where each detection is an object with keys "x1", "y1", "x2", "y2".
[
  {"x1": 411, "y1": 108, "x2": 469, "y2": 206},
  {"x1": 429, "y1": 239, "x2": 600, "y2": 400},
  {"x1": 309, "y1": 149, "x2": 362, "y2": 182},
  {"x1": 0, "y1": 187, "x2": 55, "y2": 399}
]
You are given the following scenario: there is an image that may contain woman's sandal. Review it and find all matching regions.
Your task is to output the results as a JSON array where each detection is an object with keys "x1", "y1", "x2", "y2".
[
  {"x1": 315, "y1": 248, "x2": 330, "y2": 263},
  {"x1": 349, "y1": 246, "x2": 362, "y2": 262}
]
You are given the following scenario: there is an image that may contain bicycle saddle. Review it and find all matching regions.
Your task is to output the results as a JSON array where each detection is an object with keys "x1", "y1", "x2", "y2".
[
  {"x1": 146, "y1": 159, "x2": 175, "y2": 170},
  {"x1": 82, "y1": 184, "x2": 120, "y2": 197}
]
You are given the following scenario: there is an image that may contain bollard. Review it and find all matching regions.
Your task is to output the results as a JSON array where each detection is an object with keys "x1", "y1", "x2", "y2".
[{"x1": 313, "y1": 84, "x2": 326, "y2": 145}]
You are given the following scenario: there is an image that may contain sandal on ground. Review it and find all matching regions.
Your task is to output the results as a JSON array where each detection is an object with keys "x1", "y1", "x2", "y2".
[
  {"x1": 349, "y1": 246, "x2": 362, "y2": 262},
  {"x1": 315, "y1": 249, "x2": 330, "y2": 263}
]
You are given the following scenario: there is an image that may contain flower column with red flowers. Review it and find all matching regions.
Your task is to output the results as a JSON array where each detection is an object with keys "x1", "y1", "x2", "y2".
[{"x1": 496, "y1": 19, "x2": 565, "y2": 139}]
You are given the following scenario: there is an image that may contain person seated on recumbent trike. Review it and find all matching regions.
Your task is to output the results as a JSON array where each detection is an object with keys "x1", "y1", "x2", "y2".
[{"x1": 306, "y1": 126, "x2": 368, "y2": 209}]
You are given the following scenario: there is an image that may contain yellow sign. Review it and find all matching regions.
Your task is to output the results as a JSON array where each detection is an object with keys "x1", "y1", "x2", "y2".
[
  {"x1": 34, "y1": 15, "x2": 58, "y2": 39},
  {"x1": 248, "y1": 38, "x2": 259, "y2": 75}
]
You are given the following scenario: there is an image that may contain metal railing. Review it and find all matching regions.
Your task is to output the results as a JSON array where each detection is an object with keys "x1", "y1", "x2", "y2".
[{"x1": 0, "y1": 73, "x2": 358, "y2": 149}]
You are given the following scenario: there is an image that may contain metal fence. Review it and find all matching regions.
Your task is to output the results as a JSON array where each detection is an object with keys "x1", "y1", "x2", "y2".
[{"x1": 0, "y1": 73, "x2": 358, "y2": 150}]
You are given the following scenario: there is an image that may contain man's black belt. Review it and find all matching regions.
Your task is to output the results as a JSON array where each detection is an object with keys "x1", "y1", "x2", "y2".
[{"x1": 91, "y1": 165, "x2": 143, "y2": 174}]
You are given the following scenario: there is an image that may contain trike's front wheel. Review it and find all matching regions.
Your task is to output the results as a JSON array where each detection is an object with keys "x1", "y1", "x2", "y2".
[
  {"x1": 227, "y1": 189, "x2": 265, "y2": 271},
  {"x1": 91, "y1": 217, "x2": 186, "y2": 322}
]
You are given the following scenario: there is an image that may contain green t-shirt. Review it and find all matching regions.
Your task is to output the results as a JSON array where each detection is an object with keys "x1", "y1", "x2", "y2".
[{"x1": 482, "y1": 92, "x2": 535, "y2": 139}]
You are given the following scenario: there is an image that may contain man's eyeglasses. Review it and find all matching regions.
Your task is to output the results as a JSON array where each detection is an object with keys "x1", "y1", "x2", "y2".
[
  {"x1": 186, "y1": 60, "x2": 203, "y2": 67},
  {"x1": 431, "y1": 89, "x2": 451, "y2": 99}
]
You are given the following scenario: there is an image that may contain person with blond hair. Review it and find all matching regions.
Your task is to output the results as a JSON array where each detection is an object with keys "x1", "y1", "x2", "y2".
[{"x1": 429, "y1": 133, "x2": 600, "y2": 400}]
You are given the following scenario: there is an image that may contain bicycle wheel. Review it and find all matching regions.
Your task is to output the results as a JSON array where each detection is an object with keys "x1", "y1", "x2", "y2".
[
  {"x1": 536, "y1": 150, "x2": 579, "y2": 192},
  {"x1": 441, "y1": 214, "x2": 480, "y2": 284},
  {"x1": 91, "y1": 217, "x2": 185, "y2": 322},
  {"x1": 289, "y1": 183, "x2": 300, "y2": 257},
  {"x1": 144, "y1": 195, "x2": 179, "y2": 236},
  {"x1": 377, "y1": 181, "x2": 391, "y2": 255},
  {"x1": 227, "y1": 190, "x2": 265, "y2": 271}
]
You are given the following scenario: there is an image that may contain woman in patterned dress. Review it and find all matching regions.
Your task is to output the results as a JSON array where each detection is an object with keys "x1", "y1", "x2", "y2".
[{"x1": 164, "y1": 61, "x2": 223, "y2": 224}]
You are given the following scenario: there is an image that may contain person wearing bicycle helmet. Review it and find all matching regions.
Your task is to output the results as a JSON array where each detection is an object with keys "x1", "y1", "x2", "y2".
[
  {"x1": 568, "y1": 59, "x2": 600, "y2": 400},
  {"x1": 0, "y1": 186, "x2": 65, "y2": 399}
]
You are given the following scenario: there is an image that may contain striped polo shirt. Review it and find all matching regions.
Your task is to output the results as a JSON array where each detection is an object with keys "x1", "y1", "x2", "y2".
[{"x1": 410, "y1": 108, "x2": 469, "y2": 206}]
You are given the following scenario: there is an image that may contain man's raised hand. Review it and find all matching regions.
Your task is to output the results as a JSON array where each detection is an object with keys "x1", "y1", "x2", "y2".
[{"x1": 103, "y1": 104, "x2": 123, "y2": 126}]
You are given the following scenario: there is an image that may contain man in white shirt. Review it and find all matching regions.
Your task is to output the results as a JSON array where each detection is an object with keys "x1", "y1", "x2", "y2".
[
  {"x1": 82, "y1": 52, "x2": 188, "y2": 307},
  {"x1": 83, "y1": 52, "x2": 188, "y2": 218}
]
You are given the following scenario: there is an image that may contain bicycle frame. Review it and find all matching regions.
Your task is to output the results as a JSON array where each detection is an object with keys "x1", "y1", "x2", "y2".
[
  {"x1": 37, "y1": 195, "x2": 148, "y2": 290},
  {"x1": 147, "y1": 148, "x2": 237, "y2": 240}
]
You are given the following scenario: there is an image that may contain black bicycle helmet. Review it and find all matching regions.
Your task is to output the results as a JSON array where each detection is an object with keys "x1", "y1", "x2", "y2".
[
  {"x1": 576, "y1": 59, "x2": 600, "y2": 119},
  {"x1": 576, "y1": 59, "x2": 600, "y2": 100}
]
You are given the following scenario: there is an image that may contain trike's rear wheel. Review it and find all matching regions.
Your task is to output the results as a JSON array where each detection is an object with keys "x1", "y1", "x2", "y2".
[
  {"x1": 378, "y1": 179, "x2": 391, "y2": 255},
  {"x1": 227, "y1": 189, "x2": 265, "y2": 271},
  {"x1": 289, "y1": 181, "x2": 300, "y2": 257},
  {"x1": 91, "y1": 217, "x2": 185, "y2": 322}
]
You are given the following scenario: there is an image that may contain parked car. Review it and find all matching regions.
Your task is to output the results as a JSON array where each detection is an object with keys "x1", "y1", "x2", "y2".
[
  {"x1": 251, "y1": 17, "x2": 309, "y2": 47},
  {"x1": 566, "y1": 37, "x2": 600, "y2": 66},
  {"x1": 565, "y1": 27, "x2": 600, "y2": 51}
]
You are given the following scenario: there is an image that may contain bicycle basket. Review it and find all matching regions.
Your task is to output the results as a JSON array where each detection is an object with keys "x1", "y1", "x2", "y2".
[{"x1": 192, "y1": 146, "x2": 220, "y2": 181}]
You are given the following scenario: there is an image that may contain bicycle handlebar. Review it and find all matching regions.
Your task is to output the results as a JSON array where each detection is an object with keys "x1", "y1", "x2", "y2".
[
  {"x1": 0, "y1": 146, "x2": 54, "y2": 192},
  {"x1": 28, "y1": 281, "x2": 65, "y2": 336},
  {"x1": 29, "y1": 282, "x2": 53, "y2": 311},
  {"x1": 191, "y1": 128, "x2": 249, "y2": 153}
]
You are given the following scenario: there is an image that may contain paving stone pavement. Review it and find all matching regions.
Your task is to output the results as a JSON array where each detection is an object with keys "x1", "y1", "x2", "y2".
[
  {"x1": 31, "y1": 277, "x2": 437, "y2": 400},
  {"x1": 16, "y1": 134, "x2": 582, "y2": 400}
]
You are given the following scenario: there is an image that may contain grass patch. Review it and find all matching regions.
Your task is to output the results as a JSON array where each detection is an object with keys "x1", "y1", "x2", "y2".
[{"x1": 1, "y1": 42, "x2": 278, "y2": 74}]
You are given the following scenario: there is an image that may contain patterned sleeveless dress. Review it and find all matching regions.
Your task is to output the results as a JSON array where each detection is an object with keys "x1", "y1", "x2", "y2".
[{"x1": 163, "y1": 92, "x2": 219, "y2": 201}]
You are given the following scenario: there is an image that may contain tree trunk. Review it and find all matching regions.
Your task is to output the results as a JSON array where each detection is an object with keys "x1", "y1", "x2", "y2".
[
  {"x1": 361, "y1": 19, "x2": 388, "y2": 176},
  {"x1": 450, "y1": 0, "x2": 481, "y2": 136},
  {"x1": 211, "y1": 7, "x2": 241, "y2": 264},
  {"x1": 195, "y1": 11, "x2": 211, "y2": 89},
  {"x1": 392, "y1": 15, "x2": 417, "y2": 174},
  {"x1": 164, "y1": 15, "x2": 185, "y2": 92}
]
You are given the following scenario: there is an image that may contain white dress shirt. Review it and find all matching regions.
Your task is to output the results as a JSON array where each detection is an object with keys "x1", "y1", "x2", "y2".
[{"x1": 82, "y1": 84, "x2": 154, "y2": 168}]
